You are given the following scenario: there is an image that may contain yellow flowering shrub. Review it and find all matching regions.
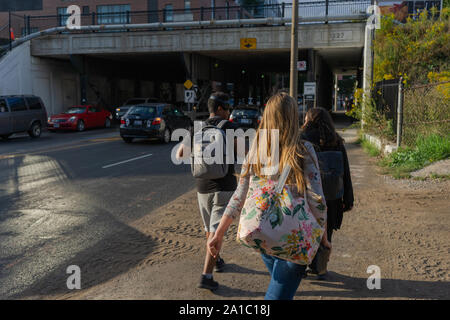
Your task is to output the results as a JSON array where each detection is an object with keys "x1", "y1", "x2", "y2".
[{"x1": 373, "y1": 8, "x2": 450, "y2": 85}]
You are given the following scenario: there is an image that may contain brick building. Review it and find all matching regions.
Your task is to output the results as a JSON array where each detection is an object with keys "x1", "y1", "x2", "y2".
[{"x1": 0, "y1": 0, "x2": 242, "y2": 37}]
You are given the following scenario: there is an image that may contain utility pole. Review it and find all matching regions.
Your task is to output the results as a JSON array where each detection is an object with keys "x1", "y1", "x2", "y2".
[
  {"x1": 396, "y1": 77, "x2": 404, "y2": 148},
  {"x1": 289, "y1": 0, "x2": 299, "y2": 100},
  {"x1": 8, "y1": 11, "x2": 12, "y2": 51}
]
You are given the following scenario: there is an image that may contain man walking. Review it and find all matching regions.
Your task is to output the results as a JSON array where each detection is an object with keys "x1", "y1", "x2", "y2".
[
  {"x1": 196, "y1": 92, "x2": 238, "y2": 290},
  {"x1": 177, "y1": 92, "x2": 238, "y2": 290}
]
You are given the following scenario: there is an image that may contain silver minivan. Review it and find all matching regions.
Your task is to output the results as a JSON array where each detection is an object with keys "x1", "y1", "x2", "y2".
[{"x1": 0, "y1": 95, "x2": 48, "y2": 139}]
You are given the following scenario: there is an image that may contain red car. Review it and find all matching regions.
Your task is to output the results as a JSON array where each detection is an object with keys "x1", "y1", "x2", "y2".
[{"x1": 48, "y1": 105, "x2": 112, "y2": 132}]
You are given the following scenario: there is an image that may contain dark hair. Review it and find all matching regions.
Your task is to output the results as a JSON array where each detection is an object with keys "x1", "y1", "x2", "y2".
[
  {"x1": 208, "y1": 92, "x2": 230, "y2": 114},
  {"x1": 302, "y1": 107, "x2": 343, "y2": 147}
]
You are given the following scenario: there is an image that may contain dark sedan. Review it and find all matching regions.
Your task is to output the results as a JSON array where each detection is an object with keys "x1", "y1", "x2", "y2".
[
  {"x1": 229, "y1": 107, "x2": 262, "y2": 129},
  {"x1": 120, "y1": 103, "x2": 192, "y2": 143},
  {"x1": 114, "y1": 97, "x2": 158, "y2": 120}
]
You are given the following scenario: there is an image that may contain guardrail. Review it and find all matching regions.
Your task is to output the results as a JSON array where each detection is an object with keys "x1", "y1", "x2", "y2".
[{"x1": 20, "y1": 1, "x2": 371, "y2": 36}]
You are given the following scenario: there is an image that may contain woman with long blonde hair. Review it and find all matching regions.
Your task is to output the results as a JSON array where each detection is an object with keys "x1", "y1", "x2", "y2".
[{"x1": 208, "y1": 92, "x2": 328, "y2": 300}]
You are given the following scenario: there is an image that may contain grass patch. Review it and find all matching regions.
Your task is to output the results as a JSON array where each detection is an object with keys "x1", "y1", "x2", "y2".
[
  {"x1": 357, "y1": 133, "x2": 450, "y2": 179},
  {"x1": 360, "y1": 138, "x2": 381, "y2": 157},
  {"x1": 380, "y1": 134, "x2": 450, "y2": 178}
]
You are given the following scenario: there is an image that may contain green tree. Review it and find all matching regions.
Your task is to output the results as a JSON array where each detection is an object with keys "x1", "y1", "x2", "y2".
[{"x1": 373, "y1": 8, "x2": 450, "y2": 84}]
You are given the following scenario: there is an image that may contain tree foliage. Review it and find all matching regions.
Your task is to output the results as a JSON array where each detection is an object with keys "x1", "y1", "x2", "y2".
[{"x1": 373, "y1": 8, "x2": 450, "y2": 85}]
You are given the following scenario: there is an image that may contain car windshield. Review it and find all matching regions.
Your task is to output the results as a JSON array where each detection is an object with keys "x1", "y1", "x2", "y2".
[
  {"x1": 66, "y1": 107, "x2": 86, "y2": 114},
  {"x1": 125, "y1": 99, "x2": 146, "y2": 105},
  {"x1": 128, "y1": 106, "x2": 157, "y2": 116},
  {"x1": 231, "y1": 109, "x2": 260, "y2": 117}
]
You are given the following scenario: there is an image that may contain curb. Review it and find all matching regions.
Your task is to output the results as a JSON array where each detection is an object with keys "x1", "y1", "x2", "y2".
[{"x1": 363, "y1": 133, "x2": 398, "y2": 155}]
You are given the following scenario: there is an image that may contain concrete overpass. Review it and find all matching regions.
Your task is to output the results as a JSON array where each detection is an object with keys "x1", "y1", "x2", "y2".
[{"x1": 0, "y1": 13, "x2": 370, "y2": 115}]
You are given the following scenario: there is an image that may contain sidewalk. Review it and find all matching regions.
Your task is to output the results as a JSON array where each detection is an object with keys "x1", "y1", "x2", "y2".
[{"x1": 43, "y1": 128, "x2": 449, "y2": 300}]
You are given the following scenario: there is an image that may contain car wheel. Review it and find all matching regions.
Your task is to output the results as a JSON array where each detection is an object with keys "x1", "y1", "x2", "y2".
[
  {"x1": 122, "y1": 137, "x2": 133, "y2": 143},
  {"x1": 105, "y1": 118, "x2": 111, "y2": 128},
  {"x1": 161, "y1": 128, "x2": 171, "y2": 144},
  {"x1": 1, "y1": 134, "x2": 11, "y2": 140},
  {"x1": 28, "y1": 122, "x2": 42, "y2": 138},
  {"x1": 77, "y1": 120, "x2": 85, "y2": 132}
]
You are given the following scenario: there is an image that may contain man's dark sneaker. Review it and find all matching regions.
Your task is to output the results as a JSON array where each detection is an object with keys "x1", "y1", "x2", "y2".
[
  {"x1": 214, "y1": 257, "x2": 226, "y2": 272},
  {"x1": 317, "y1": 272, "x2": 329, "y2": 281},
  {"x1": 198, "y1": 275, "x2": 219, "y2": 290}
]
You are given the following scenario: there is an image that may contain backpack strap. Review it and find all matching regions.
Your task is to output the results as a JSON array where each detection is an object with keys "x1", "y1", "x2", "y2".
[
  {"x1": 217, "y1": 119, "x2": 229, "y2": 129},
  {"x1": 274, "y1": 165, "x2": 292, "y2": 194}
]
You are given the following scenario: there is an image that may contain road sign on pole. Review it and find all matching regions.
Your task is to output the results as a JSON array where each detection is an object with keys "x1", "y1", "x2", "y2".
[
  {"x1": 184, "y1": 90, "x2": 196, "y2": 103},
  {"x1": 184, "y1": 80, "x2": 193, "y2": 90},
  {"x1": 304, "y1": 82, "x2": 316, "y2": 96}
]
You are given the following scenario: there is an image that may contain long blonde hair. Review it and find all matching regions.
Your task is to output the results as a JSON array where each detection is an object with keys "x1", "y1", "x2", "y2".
[{"x1": 242, "y1": 92, "x2": 307, "y2": 193}]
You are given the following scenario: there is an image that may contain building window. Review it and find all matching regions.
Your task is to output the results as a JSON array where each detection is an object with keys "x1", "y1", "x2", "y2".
[
  {"x1": 185, "y1": 0, "x2": 191, "y2": 12},
  {"x1": 164, "y1": 4, "x2": 173, "y2": 22},
  {"x1": 97, "y1": 4, "x2": 131, "y2": 24},
  {"x1": 57, "y1": 7, "x2": 70, "y2": 27},
  {"x1": 82, "y1": 6, "x2": 89, "y2": 14}
]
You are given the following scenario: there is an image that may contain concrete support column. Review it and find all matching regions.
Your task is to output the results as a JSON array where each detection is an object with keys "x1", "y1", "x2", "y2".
[
  {"x1": 317, "y1": 57, "x2": 333, "y2": 110},
  {"x1": 70, "y1": 55, "x2": 88, "y2": 104}
]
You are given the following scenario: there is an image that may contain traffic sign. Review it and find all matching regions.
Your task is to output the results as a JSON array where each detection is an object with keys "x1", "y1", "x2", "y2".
[
  {"x1": 184, "y1": 90, "x2": 196, "y2": 103},
  {"x1": 184, "y1": 79, "x2": 193, "y2": 90},
  {"x1": 240, "y1": 38, "x2": 257, "y2": 50},
  {"x1": 297, "y1": 61, "x2": 307, "y2": 71},
  {"x1": 304, "y1": 82, "x2": 316, "y2": 96}
]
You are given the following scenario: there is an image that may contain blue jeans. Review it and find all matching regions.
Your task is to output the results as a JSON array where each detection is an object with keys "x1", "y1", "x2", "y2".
[{"x1": 261, "y1": 254, "x2": 307, "y2": 300}]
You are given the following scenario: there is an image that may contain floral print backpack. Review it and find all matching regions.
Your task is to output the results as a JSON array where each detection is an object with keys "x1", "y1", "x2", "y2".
[{"x1": 235, "y1": 142, "x2": 327, "y2": 265}]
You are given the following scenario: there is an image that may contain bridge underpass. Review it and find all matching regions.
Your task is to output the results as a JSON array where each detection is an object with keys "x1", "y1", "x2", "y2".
[{"x1": 0, "y1": 19, "x2": 367, "y2": 116}]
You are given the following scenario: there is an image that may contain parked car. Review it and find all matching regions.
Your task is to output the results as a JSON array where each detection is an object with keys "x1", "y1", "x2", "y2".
[
  {"x1": 120, "y1": 103, "x2": 192, "y2": 143},
  {"x1": 0, "y1": 95, "x2": 47, "y2": 139},
  {"x1": 48, "y1": 105, "x2": 112, "y2": 132},
  {"x1": 229, "y1": 106, "x2": 262, "y2": 129},
  {"x1": 114, "y1": 97, "x2": 158, "y2": 120}
]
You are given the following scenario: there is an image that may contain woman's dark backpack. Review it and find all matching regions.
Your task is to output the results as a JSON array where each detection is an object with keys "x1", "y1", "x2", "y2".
[{"x1": 316, "y1": 148, "x2": 345, "y2": 201}]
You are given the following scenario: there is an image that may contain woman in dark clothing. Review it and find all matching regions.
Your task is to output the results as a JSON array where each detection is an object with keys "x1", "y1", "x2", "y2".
[{"x1": 301, "y1": 107, "x2": 354, "y2": 279}]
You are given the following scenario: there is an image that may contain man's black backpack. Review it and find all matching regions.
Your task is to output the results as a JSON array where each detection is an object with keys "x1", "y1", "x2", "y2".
[{"x1": 315, "y1": 147, "x2": 345, "y2": 201}]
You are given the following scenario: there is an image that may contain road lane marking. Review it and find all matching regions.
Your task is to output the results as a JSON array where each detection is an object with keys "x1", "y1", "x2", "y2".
[
  {"x1": 0, "y1": 140, "x2": 115, "y2": 160},
  {"x1": 88, "y1": 137, "x2": 122, "y2": 142},
  {"x1": 102, "y1": 153, "x2": 153, "y2": 169}
]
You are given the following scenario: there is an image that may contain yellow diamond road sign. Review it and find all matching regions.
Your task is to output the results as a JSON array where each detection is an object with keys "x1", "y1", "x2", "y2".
[
  {"x1": 240, "y1": 38, "x2": 256, "y2": 50},
  {"x1": 184, "y1": 80, "x2": 193, "y2": 90}
]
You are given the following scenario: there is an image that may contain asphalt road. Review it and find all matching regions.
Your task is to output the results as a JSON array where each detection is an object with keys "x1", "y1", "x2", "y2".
[{"x1": 0, "y1": 128, "x2": 195, "y2": 299}]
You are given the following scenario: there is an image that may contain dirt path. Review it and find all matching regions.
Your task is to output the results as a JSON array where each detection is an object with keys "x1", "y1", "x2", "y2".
[{"x1": 31, "y1": 129, "x2": 449, "y2": 300}]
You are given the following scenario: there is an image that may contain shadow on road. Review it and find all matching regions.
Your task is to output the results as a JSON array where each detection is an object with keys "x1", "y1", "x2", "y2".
[
  {"x1": 14, "y1": 215, "x2": 158, "y2": 299},
  {"x1": 220, "y1": 263, "x2": 269, "y2": 277},
  {"x1": 299, "y1": 271, "x2": 449, "y2": 299}
]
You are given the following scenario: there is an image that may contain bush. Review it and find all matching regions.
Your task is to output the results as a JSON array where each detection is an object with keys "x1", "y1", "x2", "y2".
[
  {"x1": 347, "y1": 88, "x2": 396, "y2": 142},
  {"x1": 382, "y1": 134, "x2": 450, "y2": 175}
]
